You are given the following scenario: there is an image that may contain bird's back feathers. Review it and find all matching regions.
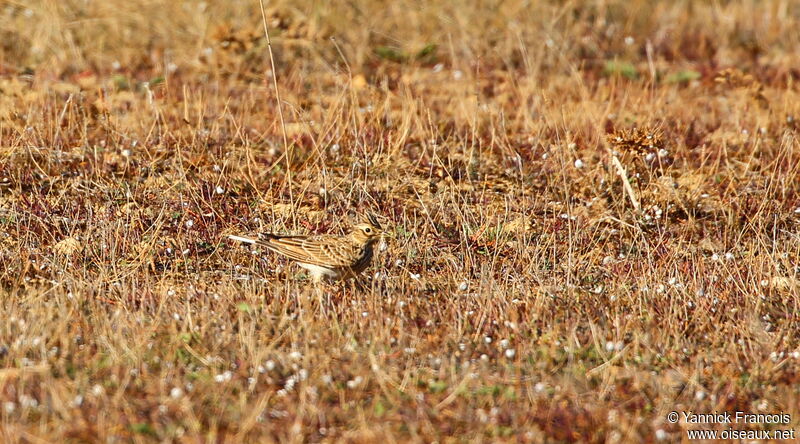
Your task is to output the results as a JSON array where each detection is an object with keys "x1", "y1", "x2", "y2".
[{"x1": 256, "y1": 233, "x2": 364, "y2": 268}]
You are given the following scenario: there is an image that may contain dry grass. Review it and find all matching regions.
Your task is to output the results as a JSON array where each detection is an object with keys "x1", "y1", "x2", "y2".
[{"x1": 1, "y1": 0, "x2": 800, "y2": 442}]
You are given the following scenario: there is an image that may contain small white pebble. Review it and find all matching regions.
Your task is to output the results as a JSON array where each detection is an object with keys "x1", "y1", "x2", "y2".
[
  {"x1": 504, "y1": 349, "x2": 516, "y2": 358},
  {"x1": 458, "y1": 282, "x2": 468, "y2": 291},
  {"x1": 20, "y1": 395, "x2": 38, "y2": 409},
  {"x1": 185, "y1": 220, "x2": 194, "y2": 228},
  {"x1": 346, "y1": 376, "x2": 363, "y2": 389},
  {"x1": 215, "y1": 186, "x2": 224, "y2": 194},
  {"x1": 4, "y1": 401, "x2": 16, "y2": 413},
  {"x1": 574, "y1": 159, "x2": 584, "y2": 169},
  {"x1": 170, "y1": 387, "x2": 184, "y2": 399},
  {"x1": 214, "y1": 371, "x2": 232, "y2": 383}
]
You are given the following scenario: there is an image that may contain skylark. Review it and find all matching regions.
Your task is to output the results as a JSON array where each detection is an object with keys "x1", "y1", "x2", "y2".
[{"x1": 229, "y1": 214, "x2": 384, "y2": 282}]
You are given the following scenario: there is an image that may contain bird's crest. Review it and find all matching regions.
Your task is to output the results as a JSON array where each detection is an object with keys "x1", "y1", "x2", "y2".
[{"x1": 363, "y1": 212, "x2": 382, "y2": 231}]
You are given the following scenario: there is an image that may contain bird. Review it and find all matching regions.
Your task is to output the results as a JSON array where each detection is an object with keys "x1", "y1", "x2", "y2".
[{"x1": 228, "y1": 214, "x2": 384, "y2": 282}]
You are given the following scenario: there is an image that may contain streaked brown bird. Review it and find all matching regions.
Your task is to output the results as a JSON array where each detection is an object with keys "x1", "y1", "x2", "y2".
[{"x1": 229, "y1": 214, "x2": 384, "y2": 282}]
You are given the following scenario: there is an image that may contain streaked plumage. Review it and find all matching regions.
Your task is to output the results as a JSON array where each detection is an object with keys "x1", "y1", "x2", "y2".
[{"x1": 229, "y1": 214, "x2": 383, "y2": 282}]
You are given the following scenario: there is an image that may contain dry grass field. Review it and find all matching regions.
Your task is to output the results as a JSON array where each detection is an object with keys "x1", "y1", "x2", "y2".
[{"x1": 1, "y1": 0, "x2": 800, "y2": 442}]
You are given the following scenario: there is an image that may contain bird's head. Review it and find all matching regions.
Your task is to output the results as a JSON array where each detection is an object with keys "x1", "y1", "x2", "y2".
[{"x1": 350, "y1": 213, "x2": 383, "y2": 244}]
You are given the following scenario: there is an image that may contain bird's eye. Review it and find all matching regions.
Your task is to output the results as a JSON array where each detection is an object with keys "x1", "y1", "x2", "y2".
[{"x1": 364, "y1": 227, "x2": 372, "y2": 234}]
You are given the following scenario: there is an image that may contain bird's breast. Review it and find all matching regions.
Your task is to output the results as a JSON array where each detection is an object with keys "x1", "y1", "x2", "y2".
[{"x1": 346, "y1": 245, "x2": 371, "y2": 273}]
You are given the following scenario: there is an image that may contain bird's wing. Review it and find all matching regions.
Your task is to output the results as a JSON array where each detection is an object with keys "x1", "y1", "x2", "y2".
[{"x1": 257, "y1": 234, "x2": 360, "y2": 267}]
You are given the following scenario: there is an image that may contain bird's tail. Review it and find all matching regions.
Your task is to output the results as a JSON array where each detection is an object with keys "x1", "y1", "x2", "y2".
[{"x1": 228, "y1": 234, "x2": 257, "y2": 244}]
